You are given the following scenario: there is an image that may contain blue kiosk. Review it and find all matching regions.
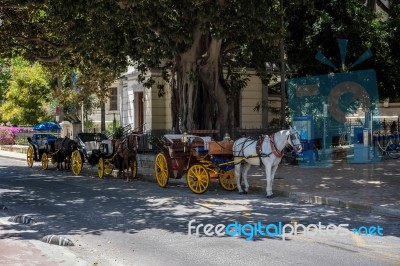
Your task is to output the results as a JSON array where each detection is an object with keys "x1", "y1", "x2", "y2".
[
  {"x1": 351, "y1": 127, "x2": 371, "y2": 163},
  {"x1": 293, "y1": 115, "x2": 316, "y2": 164}
]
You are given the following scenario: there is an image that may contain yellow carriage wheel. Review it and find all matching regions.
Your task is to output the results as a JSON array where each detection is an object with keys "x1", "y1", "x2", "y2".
[
  {"x1": 155, "y1": 153, "x2": 169, "y2": 188},
  {"x1": 131, "y1": 159, "x2": 137, "y2": 179},
  {"x1": 41, "y1": 153, "x2": 49, "y2": 170},
  {"x1": 104, "y1": 159, "x2": 113, "y2": 175},
  {"x1": 27, "y1": 146, "x2": 34, "y2": 168},
  {"x1": 71, "y1": 150, "x2": 82, "y2": 176},
  {"x1": 98, "y1": 157, "x2": 105, "y2": 179},
  {"x1": 187, "y1": 164, "x2": 210, "y2": 194},
  {"x1": 219, "y1": 169, "x2": 237, "y2": 191}
]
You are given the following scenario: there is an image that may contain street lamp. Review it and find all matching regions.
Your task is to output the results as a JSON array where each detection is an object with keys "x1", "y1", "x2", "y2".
[{"x1": 113, "y1": 113, "x2": 116, "y2": 136}]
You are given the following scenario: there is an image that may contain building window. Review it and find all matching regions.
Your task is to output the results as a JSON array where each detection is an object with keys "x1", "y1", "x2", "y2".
[{"x1": 109, "y1": 87, "x2": 117, "y2": 111}]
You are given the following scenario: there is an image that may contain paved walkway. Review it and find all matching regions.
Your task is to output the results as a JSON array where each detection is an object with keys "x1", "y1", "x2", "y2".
[{"x1": 1, "y1": 146, "x2": 400, "y2": 218}]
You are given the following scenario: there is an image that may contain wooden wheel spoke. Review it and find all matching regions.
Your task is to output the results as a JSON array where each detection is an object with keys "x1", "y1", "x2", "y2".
[
  {"x1": 187, "y1": 164, "x2": 209, "y2": 194},
  {"x1": 219, "y1": 169, "x2": 237, "y2": 191},
  {"x1": 155, "y1": 153, "x2": 169, "y2": 188}
]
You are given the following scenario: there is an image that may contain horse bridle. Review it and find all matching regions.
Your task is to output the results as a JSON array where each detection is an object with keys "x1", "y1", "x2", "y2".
[{"x1": 288, "y1": 131, "x2": 302, "y2": 152}]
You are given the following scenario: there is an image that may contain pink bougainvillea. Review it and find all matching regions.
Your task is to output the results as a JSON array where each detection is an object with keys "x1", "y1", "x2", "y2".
[{"x1": 0, "y1": 126, "x2": 33, "y2": 145}]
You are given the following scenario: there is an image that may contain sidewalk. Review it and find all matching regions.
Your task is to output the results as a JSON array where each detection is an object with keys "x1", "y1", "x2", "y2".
[{"x1": 1, "y1": 146, "x2": 399, "y2": 218}]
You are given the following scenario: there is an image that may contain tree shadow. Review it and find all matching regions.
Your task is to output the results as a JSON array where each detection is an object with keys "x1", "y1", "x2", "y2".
[{"x1": 0, "y1": 163, "x2": 399, "y2": 245}]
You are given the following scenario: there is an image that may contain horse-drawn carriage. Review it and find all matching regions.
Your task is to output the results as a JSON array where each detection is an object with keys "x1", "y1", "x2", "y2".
[
  {"x1": 154, "y1": 128, "x2": 303, "y2": 196},
  {"x1": 26, "y1": 122, "x2": 66, "y2": 170},
  {"x1": 71, "y1": 130, "x2": 140, "y2": 179},
  {"x1": 27, "y1": 132, "x2": 58, "y2": 168},
  {"x1": 28, "y1": 138, "x2": 78, "y2": 173},
  {"x1": 154, "y1": 133, "x2": 237, "y2": 194}
]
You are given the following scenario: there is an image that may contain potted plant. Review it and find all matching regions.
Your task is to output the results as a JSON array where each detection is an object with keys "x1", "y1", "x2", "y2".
[{"x1": 113, "y1": 126, "x2": 124, "y2": 140}]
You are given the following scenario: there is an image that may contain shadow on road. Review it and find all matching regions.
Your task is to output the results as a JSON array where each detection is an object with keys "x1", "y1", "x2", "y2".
[{"x1": 1, "y1": 164, "x2": 399, "y2": 244}]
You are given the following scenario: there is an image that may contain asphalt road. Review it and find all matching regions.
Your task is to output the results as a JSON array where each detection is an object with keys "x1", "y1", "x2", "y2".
[{"x1": 1, "y1": 157, "x2": 400, "y2": 266}]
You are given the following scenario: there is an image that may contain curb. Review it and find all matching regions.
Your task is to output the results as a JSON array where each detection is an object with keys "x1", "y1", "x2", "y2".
[{"x1": 273, "y1": 189, "x2": 400, "y2": 219}]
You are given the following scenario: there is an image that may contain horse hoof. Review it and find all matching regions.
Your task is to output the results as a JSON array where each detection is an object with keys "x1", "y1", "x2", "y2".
[
  {"x1": 266, "y1": 194, "x2": 274, "y2": 199},
  {"x1": 239, "y1": 192, "x2": 243, "y2": 195},
  {"x1": 243, "y1": 191, "x2": 248, "y2": 194}
]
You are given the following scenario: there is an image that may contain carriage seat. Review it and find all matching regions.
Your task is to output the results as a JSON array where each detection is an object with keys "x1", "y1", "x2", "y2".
[
  {"x1": 169, "y1": 140, "x2": 189, "y2": 158},
  {"x1": 100, "y1": 140, "x2": 113, "y2": 154},
  {"x1": 85, "y1": 141, "x2": 100, "y2": 155}
]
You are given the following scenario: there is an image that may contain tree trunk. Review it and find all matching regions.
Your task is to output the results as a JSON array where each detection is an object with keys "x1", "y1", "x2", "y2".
[{"x1": 174, "y1": 24, "x2": 230, "y2": 132}]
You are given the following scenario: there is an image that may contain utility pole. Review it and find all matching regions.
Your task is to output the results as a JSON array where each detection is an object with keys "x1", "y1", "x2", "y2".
[
  {"x1": 81, "y1": 101, "x2": 84, "y2": 133},
  {"x1": 279, "y1": 0, "x2": 286, "y2": 129}
]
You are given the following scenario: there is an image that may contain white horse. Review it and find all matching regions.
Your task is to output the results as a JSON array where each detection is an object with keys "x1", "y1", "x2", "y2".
[{"x1": 233, "y1": 127, "x2": 303, "y2": 198}]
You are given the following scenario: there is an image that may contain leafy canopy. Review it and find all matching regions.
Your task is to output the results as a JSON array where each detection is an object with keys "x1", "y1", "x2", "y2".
[{"x1": 0, "y1": 57, "x2": 53, "y2": 124}]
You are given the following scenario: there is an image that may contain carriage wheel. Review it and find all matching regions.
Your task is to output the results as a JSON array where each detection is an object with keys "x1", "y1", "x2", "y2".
[
  {"x1": 27, "y1": 146, "x2": 34, "y2": 168},
  {"x1": 187, "y1": 164, "x2": 210, "y2": 194},
  {"x1": 131, "y1": 159, "x2": 137, "y2": 179},
  {"x1": 218, "y1": 169, "x2": 237, "y2": 191},
  {"x1": 155, "y1": 153, "x2": 169, "y2": 188},
  {"x1": 71, "y1": 150, "x2": 82, "y2": 176},
  {"x1": 41, "y1": 153, "x2": 49, "y2": 170},
  {"x1": 104, "y1": 159, "x2": 113, "y2": 175},
  {"x1": 98, "y1": 157, "x2": 105, "y2": 179}
]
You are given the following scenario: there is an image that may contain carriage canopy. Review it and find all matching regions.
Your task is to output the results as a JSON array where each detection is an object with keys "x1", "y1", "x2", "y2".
[{"x1": 33, "y1": 122, "x2": 61, "y2": 131}]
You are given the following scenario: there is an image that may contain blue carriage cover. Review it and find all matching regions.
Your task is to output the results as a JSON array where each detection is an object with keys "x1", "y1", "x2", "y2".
[{"x1": 33, "y1": 122, "x2": 61, "y2": 131}]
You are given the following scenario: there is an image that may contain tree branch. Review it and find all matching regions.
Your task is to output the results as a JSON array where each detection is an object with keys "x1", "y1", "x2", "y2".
[{"x1": 13, "y1": 35, "x2": 70, "y2": 50}]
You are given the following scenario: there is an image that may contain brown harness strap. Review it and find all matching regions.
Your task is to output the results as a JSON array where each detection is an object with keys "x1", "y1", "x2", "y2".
[
  {"x1": 270, "y1": 134, "x2": 284, "y2": 158},
  {"x1": 256, "y1": 135, "x2": 266, "y2": 165}
]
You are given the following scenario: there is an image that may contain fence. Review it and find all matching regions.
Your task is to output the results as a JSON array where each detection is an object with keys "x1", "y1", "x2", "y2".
[{"x1": 136, "y1": 127, "x2": 281, "y2": 153}]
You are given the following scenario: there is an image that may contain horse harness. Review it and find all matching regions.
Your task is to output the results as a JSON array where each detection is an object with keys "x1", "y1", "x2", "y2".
[
  {"x1": 255, "y1": 134, "x2": 285, "y2": 165},
  {"x1": 115, "y1": 134, "x2": 139, "y2": 154},
  {"x1": 238, "y1": 133, "x2": 283, "y2": 165}
]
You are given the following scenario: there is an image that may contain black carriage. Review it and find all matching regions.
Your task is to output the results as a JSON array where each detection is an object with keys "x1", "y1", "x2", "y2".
[
  {"x1": 72, "y1": 131, "x2": 139, "y2": 179},
  {"x1": 27, "y1": 122, "x2": 61, "y2": 169},
  {"x1": 27, "y1": 132, "x2": 58, "y2": 169}
]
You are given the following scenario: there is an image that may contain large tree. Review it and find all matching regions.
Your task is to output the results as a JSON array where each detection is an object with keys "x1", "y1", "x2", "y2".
[
  {"x1": 0, "y1": 0, "x2": 128, "y2": 101},
  {"x1": 0, "y1": 0, "x2": 283, "y2": 132},
  {"x1": 1, "y1": 0, "x2": 398, "y2": 131},
  {"x1": 117, "y1": 0, "x2": 282, "y2": 131}
]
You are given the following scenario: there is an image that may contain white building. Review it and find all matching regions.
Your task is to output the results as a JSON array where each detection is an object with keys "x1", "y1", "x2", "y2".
[{"x1": 89, "y1": 66, "x2": 173, "y2": 133}]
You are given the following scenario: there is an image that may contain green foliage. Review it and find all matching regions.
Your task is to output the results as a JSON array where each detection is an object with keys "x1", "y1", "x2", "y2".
[
  {"x1": 84, "y1": 118, "x2": 96, "y2": 133},
  {"x1": 284, "y1": 0, "x2": 400, "y2": 103},
  {"x1": 113, "y1": 126, "x2": 124, "y2": 139},
  {"x1": 285, "y1": 0, "x2": 375, "y2": 76},
  {"x1": 14, "y1": 136, "x2": 29, "y2": 145},
  {"x1": 0, "y1": 59, "x2": 11, "y2": 104},
  {"x1": 0, "y1": 57, "x2": 52, "y2": 124},
  {"x1": 104, "y1": 120, "x2": 120, "y2": 137},
  {"x1": 0, "y1": 0, "x2": 399, "y2": 129}
]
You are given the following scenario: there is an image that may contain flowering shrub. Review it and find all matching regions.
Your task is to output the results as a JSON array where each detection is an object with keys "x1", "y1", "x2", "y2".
[{"x1": 0, "y1": 126, "x2": 33, "y2": 145}]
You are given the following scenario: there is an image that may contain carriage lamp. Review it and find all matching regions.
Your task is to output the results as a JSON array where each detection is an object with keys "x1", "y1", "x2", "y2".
[
  {"x1": 181, "y1": 132, "x2": 189, "y2": 152},
  {"x1": 223, "y1": 133, "x2": 231, "y2": 142},
  {"x1": 181, "y1": 132, "x2": 189, "y2": 144}
]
